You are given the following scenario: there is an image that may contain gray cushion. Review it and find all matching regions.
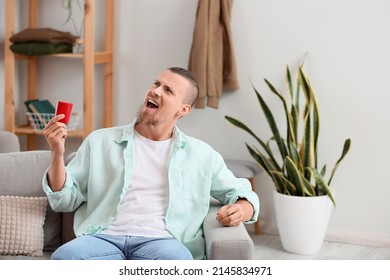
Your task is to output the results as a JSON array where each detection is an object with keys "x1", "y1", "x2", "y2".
[
  {"x1": 0, "y1": 150, "x2": 62, "y2": 251},
  {"x1": 225, "y1": 159, "x2": 262, "y2": 178},
  {"x1": 0, "y1": 131, "x2": 20, "y2": 152}
]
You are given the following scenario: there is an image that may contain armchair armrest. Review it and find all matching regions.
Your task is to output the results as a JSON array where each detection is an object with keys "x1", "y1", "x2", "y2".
[{"x1": 203, "y1": 199, "x2": 254, "y2": 260}]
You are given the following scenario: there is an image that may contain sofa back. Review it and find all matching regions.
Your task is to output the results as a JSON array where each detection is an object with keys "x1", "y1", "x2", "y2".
[
  {"x1": 0, "y1": 131, "x2": 20, "y2": 152},
  {"x1": 0, "y1": 150, "x2": 62, "y2": 251}
]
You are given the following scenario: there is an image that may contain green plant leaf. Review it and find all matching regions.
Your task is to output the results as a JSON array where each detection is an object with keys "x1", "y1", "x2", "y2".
[
  {"x1": 286, "y1": 66, "x2": 300, "y2": 143},
  {"x1": 289, "y1": 141, "x2": 302, "y2": 171},
  {"x1": 286, "y1": 66, "x2": 294, "y2": 101},
  {"x1": 300, "y1": 108, "x2": 315, "y2": 180},
  {"x1": 284, "y1": 156, "x2": 306, "y2": 196},
  {"x1": 270, "y1": 171, "x2": 296, "y2": 195},
  {"x1": 262, "y1": 79, "x2": 297, "y2": 149},
  {"x1": 251, "y1": 81, "x2": 290, "y2": 160},
  {"x1": 328, "y1": 139, "x2": 352, "y2": 186},
  {"x1": 320, "y1": 165, "x2": 327, "y2": 177},
  {"x1": 301, "y1": 174, "x2": 316, "y2": 196},
  {"x1": 306, "y1": 167, "x2": 336, "y2": 206},
  {"x1": 284, "y1": 156, "x2": 316, "y2": 196},
  {"x1": 299, "y1": 67, "x2": 314, "y2": 109},
  {"x1": 225, "y1": 115, "x2": 282, "y2": 170},
  {"x1": 298, "y1": 67, "x2": 320, "y2": 168},
  {"x1": 246, "y1": 144, "x2": 285, "y2": 193}
]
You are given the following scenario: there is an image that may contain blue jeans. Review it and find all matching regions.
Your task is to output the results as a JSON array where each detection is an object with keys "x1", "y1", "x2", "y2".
[{"x1": 51, "y1": 234, "x2": 193, "y2": 260}]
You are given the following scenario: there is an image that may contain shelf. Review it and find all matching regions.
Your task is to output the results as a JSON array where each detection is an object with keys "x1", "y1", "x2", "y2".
[
  {"x1": 15, "y1": 124, "x2": 84, "y2": 138},
  {"x1": 14, "y1": 51, "x2": 113, "y2": 64},
  {"x1": 4, "y1": 0, "x2": 115, "y2": 150}
]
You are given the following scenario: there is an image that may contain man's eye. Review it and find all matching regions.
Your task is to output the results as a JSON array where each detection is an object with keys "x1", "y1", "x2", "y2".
[{"x1": 165, "y1": 87, "x2": 173, "y2": 95}]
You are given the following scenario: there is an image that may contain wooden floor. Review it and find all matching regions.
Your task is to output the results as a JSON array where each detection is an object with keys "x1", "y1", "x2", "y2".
[{"x1": 249, "y1": 232, "x2": 390, "y2": 260}]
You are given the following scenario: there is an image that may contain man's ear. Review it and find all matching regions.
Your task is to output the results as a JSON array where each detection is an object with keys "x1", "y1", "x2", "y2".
[{"x1": 177, "y1": 104, "x2": 192, "y2": 117}]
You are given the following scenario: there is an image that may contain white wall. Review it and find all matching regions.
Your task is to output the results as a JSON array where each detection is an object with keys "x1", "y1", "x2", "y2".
[{"x1": 1, "y1": 0, "x2": 389, "y2": 246}]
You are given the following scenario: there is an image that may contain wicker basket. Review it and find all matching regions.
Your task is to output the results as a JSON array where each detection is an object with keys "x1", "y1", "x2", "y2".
[{"x1": 26, "y1": 112, "x2": 82, "y2": 131}]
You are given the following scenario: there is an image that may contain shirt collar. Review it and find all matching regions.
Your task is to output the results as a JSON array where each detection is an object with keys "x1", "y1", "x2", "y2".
[{"x1": 115, "y1": 119, "x2": 187, "y2": 150}]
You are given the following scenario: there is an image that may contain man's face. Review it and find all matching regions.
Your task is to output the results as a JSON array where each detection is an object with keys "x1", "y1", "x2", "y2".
[{"x1": 137, "y1": 70, "x2": 192, "y2": 127}]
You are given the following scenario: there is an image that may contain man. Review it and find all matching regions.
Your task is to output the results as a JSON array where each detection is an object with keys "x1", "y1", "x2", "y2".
[{"x1": 43, "y1": 66, "x2": 259, "y2": 260}]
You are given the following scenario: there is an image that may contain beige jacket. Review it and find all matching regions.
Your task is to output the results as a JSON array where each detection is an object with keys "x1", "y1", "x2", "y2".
[{"x1": 188, "y1": 0, "x2": 239, "y2": 109}]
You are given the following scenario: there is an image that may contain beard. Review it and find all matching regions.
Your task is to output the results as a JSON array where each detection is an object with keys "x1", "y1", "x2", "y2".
[{"x1": 136, "y1": 104, "x2": 159, "y2": 126}]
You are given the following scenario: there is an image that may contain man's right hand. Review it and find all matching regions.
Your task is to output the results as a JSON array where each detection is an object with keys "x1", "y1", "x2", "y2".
[
  {"x1": 44, "y1": 114, "x2": 68, "y2": 192},
  {"x1": 43, "y1": 114, "x2": 67, "y2": 156}
]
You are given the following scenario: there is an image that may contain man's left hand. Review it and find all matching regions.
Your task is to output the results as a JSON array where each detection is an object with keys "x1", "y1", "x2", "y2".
[{"x1": 216, "y1": 199, "x2": 253, "y2": 226}]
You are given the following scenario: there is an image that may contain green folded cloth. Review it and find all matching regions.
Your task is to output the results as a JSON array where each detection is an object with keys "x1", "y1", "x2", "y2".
[{"x1": 10, "y1": 42, "x2": 73, "y2": 56}]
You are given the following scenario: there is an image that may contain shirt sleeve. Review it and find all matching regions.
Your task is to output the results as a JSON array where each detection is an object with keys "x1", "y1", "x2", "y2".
[{"x1": 209, "y1": 152, "x2": 260, "y2": 224}]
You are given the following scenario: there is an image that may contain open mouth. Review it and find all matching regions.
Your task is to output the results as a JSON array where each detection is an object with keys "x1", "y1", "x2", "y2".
[{"x1": 146, "y1": 99, "x2": 159, "y2": 109}]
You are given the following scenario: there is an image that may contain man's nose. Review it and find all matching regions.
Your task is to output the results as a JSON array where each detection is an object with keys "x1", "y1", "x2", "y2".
[{"x1": 152, "y1": 87, "x2": 162, "y2": 97}]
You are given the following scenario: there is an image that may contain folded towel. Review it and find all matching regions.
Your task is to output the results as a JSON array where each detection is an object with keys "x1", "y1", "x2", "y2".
[{"x1": 10, "y1": 27, "x2": 78, "y2": 45}]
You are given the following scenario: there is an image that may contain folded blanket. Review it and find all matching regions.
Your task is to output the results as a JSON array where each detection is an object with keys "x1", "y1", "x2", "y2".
[
  {"x1": 10, "y1": 27, "x2": 78, "y2": 45},
  {"x1": 10, "y1": 42, "x2": 73, "y2": 56}
]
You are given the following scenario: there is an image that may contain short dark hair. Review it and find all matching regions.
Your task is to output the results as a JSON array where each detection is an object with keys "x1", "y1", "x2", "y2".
[{"x1": 168, "y1": 67, "x2": 199, "y2": 107}]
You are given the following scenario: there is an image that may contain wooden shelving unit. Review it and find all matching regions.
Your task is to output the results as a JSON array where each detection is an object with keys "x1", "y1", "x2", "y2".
[{"x1": 4, "y1": 0, "x2": 115, "y2": 150}]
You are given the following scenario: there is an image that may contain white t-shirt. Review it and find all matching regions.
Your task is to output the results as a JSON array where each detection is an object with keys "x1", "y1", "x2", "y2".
[{"x1": 103, "y1": 131, "x2": 172, "y2": 237}]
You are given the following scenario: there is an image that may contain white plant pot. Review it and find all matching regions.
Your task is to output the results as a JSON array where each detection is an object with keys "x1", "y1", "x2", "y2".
[{"x1": 273, "y1": 190, "x2": 334, "y2": 255}]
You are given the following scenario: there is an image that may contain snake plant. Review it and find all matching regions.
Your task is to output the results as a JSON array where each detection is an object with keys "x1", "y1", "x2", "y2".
[{"x1": 225, "y1": 65, "x2": 351, "y2": 206}]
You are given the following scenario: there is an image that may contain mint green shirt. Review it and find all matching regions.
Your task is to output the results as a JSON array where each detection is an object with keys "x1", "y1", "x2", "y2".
[{"x1": 43, "y1": 121, "x2": 259, "y2": 260}]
